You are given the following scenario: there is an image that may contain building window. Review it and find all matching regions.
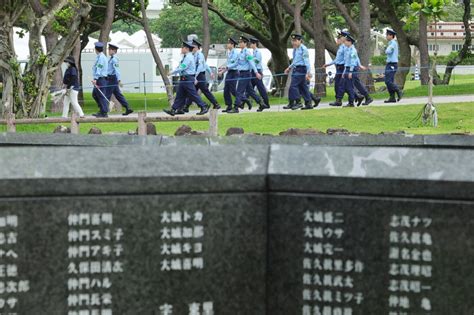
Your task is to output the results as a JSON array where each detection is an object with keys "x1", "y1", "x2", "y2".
[
  {"x1": 452, "y1": 44, "x2": 463, "y2": 51},
  {"x1": 438, "y1": 25, "x2": 442, "y2": 29},
  {"x1": 454, "y1": 33, "x2": 457, "y2": 36},
  {"x1": 440, "y1": 32, "x2": 444, "y2": 36},
  {"x1": 431, "y1": 33, "x2": 434, "y2": 36},
  {"x1": 428, "y1": 44, "x2": 439, "y2": 51}
]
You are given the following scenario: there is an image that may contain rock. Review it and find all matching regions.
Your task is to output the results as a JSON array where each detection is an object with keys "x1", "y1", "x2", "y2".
[
  {"x1": 175, "y1": 125, "x2": 193, "y2": 136},
  {"x1": 135, "y1": 123, "x2": 157, "y2": 136},
  {"x1": 279, "y1": 128, "x2": 324, "y2": 136},
  {"x1": 380, "y1": 130, "x2": 407, "y2": 135},
  {"x1": 146, "y1": 123, "x2": 157, "y2": 136},
  {"x1": 53, "y1": 125, "x2": 70, "y2": 134},
  {"x1": 326, "y1": 128, "x2": 350, "y2": 135},
  {"x1": 226, "y1": 127, "x2": 245, "y2": 136},
  {"x1": 190, "y1": 130, "x2": 206, "y2": 136},
  {"x1": 88, "y1": 127, "x2": 102, "y2": 135}
]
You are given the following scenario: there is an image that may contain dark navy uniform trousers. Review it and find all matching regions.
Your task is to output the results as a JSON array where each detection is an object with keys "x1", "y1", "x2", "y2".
[
  {"x1": 385, "y1": 62, "x2": 400, "y2": 94},
  {"x1": 247, "y1": 70, "x2": 269, "y2": 105},
  {"x1": 235, "y1": 70, "x2": 259, "y2": 107},
  {"x1": 352, "y1": 67, "x2": 369, "y2": 98},
  {"x1": 335, "y1": 64, "x2": 345, "y2": 100},
  {"x1": 224, "y1": 70, "x2": 238, "y2": 107},
  {"x1": 172, "y1": 75, "x2": 207, "y2": 111},
  {"x1": 185, "y1": 72, "x2": 218, "y2": 107},
  {"x1": 92, "y1": 77, "x2": 109, "y2": 113},
  {"x1": 106, "y1": 75, "x2": 131, "y2": 110},
  {"x1": 289, "y1": 66, "x2": 312, "y2": 102},
  {"x1": 343, "y1": 67, "x2": 356, "y2": 104}
]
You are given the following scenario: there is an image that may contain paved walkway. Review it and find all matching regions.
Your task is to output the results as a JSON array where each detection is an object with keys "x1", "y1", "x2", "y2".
[{"x1": 109, "y1": 94, "x2": 474, "y2": 118}]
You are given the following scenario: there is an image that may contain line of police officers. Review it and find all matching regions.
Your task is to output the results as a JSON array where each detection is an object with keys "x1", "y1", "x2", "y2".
[{"x1": 86, "y1": 29, "x2": 401, "y2": 117}]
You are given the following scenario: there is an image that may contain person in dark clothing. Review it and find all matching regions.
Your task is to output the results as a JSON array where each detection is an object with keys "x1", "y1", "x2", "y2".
[{"x1": 62, "y1": 56, "x2": 85, "y2": 118}]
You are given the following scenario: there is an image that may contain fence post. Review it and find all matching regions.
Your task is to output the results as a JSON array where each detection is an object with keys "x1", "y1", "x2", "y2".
[
  {"x1": 137, "y1": 111, "x2": 147, "y2": 136},
  {"x1": 208, "y1": 109, "x2": 218, "y2": 137},
  {"x1": 6, "y1": 113, "x2": 16, "y2": 133},
  {"x1": 70, "y1": 112, "x2": 80, "y2": 135}
]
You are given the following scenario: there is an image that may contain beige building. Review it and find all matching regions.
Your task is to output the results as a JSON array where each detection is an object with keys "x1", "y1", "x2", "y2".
[{"x1": 427, "y1": 21, "x2": 474, "y2": 55}]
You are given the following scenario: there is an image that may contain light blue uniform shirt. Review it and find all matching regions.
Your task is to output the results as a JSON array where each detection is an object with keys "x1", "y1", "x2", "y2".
[
  {"x1": 344, "y1": 45, "x2": 359, "y2": 72},
  {"x1": 93, "y1": 52, "x2": 108, "y2": 79},
  {"x1": 227, "y1": 49, "x2": 239, "y2": 71},
  {"x1": 108, "y1": 55, "x2": 121, "y2": 80},
  {"x1": 290, "y1": 44, "x2": 311, "y2": 74},
  {"x1": 195, "y1": 51, "x2": 211, "y2": 74},
  {"x1": 328, "y1": 44, "x2": 346, "y2": 66},
  {"x1": 171, "y1": 52, "x2": 196, "y2": 76},
  {"x1": 386, "y1": 39, "x2": 399, "y2": 63},
  {"x1": 237, "y1": 47, "x2": 258, "y2": 72},
  {"x1": 253, "y1": 48, "x2": 263, "y2": 72}
]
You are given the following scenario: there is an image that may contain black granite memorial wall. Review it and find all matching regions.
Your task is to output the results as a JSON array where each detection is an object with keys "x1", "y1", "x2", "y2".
[{"x1": 0, "y1": 143, "x2": 472, "y2": 315}]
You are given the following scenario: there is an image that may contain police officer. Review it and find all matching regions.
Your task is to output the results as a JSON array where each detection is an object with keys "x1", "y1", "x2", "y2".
[
  {"x1": 163, "y1": 41, "x2": 209, "y2": 116},
  {"x1": 219, "y1": 38, "x2": 239, "y2": 112},
  {"x1": 284, "y1": 34, "x2": 321, "y2": 110},
  {"x1": 228, "y1": 35, "x2": 262, "y2": 114},
  {"x1": 344, "y1": 34, "x2": 373, "y2": 107},
  {"x1": 249, "y1": 38, "x2": 270, "y2": 112},
  {"x1": 384, "y1": 29, "x2": 403, "y2": 103},
  {"x1": 324, "y1": 31, "x2": 348, "y2": 107},
  {"x1": 92, "y1": 42, "x2": 109, "y2": 118},
  {"x1": 341, "y1": 34, "x2": 358, "y2": 107},
  {"x1": 183, "y1": 39, "x2": 221, "y2": 112},
  {"x1": 106, "y1": 43, "x2": 134, "y2": 116}
]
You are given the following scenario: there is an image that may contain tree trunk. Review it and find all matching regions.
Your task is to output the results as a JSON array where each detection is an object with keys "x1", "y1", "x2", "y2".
[
  {"x1": 0, "y1": 3, "x2": 26, "y2": 117},
  {"x1": 294, "y1": 0, "x2": 302, "y2": 34},
  {"x1": 201, "y1": 0, "x2": 211, "y2": 58},
  {"x1": 139, "y1": 0, "x2": 174, "y2": 105},
  {"x1": 99, "y1": 0, "x2": 115, "y2": 55},
  {"x1": 358, "y1": 0, "x2": 375, "y2": 93},
  {"x1": 22, "y1": 1, "x2": 90, "y2": 118},
  {"x1": 418, "y1": 13, "x2": 430, "y2": 85},
  {"x1": 0, "y1": 22, "x2": 23, "y2": 117},
  {"x1": 45, "y1": 32, "x2": 64, "y2": 113},
  {"x1": 440, "y1": 0, "x2": 471, "y2": 85},
  {"x1": 311, "y1": 0, "x2": 326, "y2": 96}
]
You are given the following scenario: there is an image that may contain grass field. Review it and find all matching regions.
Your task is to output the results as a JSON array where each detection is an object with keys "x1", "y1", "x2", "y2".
[
  {"x1": 1, "y1": 73, "x2": 472, "y2": 135},
  {"x1": 4, "y1": 102, "x2": 473, "y2": 135},
  {"x1": 43, "y1": 73, "x2": 474, "y2": 115}
]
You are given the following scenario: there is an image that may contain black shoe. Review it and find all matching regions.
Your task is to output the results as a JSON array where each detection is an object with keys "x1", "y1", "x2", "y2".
[
  {"x1": 197, "y1": 105, "x2": 209, "y2": 115},
  {"x1": 292, "y1": 102, "x2": 303, "y2": 110},
  {"x1": 396, "y1": 90, "x2": 404, "y2": 102},
  {"x1": 213, "y1": 103, "x2": 221, "y2": 110},
  {"x1": 343, "y1": 103, "x2": 355, "y2": 108},
  {"x1": 222, "y1": 107, "x2": 231, "y2": 113},
  {"x1": 183, "y1": 107, "x2": 190, "y2": 113},
  {"x1": 243, "y1": 100, "x2": 252, "y2": 110},
  {"x1": 329, "y1": 99, "x2": 342, "y2": 107},
  {"x1": 384, "y1": 98, "x2": 397, "y2": 103},
  {"x1": 227, "y1": 107, "x2": 239, "y2": 114},
  {"x1": 94, "y1": 112, "x2": 108, "y2": 118},
  {"x1": 357, "y1": 96, "x2": 364, "y2": 107},
  {"x1": 257, "y1": 105, "x2": 266, "y2": 112},
  {"x1": 363, "y1": 97, "x2": 373, "y2": 105},
  {"x1": 175, "y1": 109, "x2": 185, "y2": 115},
  {"x1": 301, "y1": 101, "x2": 313, "y2": 110},
  {"x1": 163, "y1": 109, "x2": 176, "y2": 116},
  {"x1": 263, "y1": 102, "x2": 270, "y2": 109},
  {"x1": 311, "y1": 95, "x2": 321, "y2": 107},
  {"x1": 92, "y1": 112, "x2": 101, "y2": 117},
  {"x1": 283, "y1": 100, "x2": 295, "y2": 110},
  {"x1": 122, "y1": 109, "x2": 134, "y2": 116}
]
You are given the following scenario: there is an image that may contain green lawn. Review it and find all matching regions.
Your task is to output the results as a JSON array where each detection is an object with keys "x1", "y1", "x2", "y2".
[
  {"x1": 4, "y1": 102, "x2": 473, "y2": 135},
  {"x1": 43, "y1": 73, "x2": 474, "y2": 115}
]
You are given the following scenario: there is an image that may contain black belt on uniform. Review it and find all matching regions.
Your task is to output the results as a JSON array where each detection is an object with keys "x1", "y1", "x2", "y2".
[
  {"x1": 180, "y1": 75, "x2": 195, "y2": 80},
  {"x1": 228, "y1": 69, "x2": 238, "y2": 73},
  {"x1": 239, "y1": 70, "x2": 250, "y2": 73},
  {"x1": 387, "y1": 62, "x2": 398, "y2": 65},
  {"x1": 294, "y1": 65, "x2": 307, "y2": 70}
]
